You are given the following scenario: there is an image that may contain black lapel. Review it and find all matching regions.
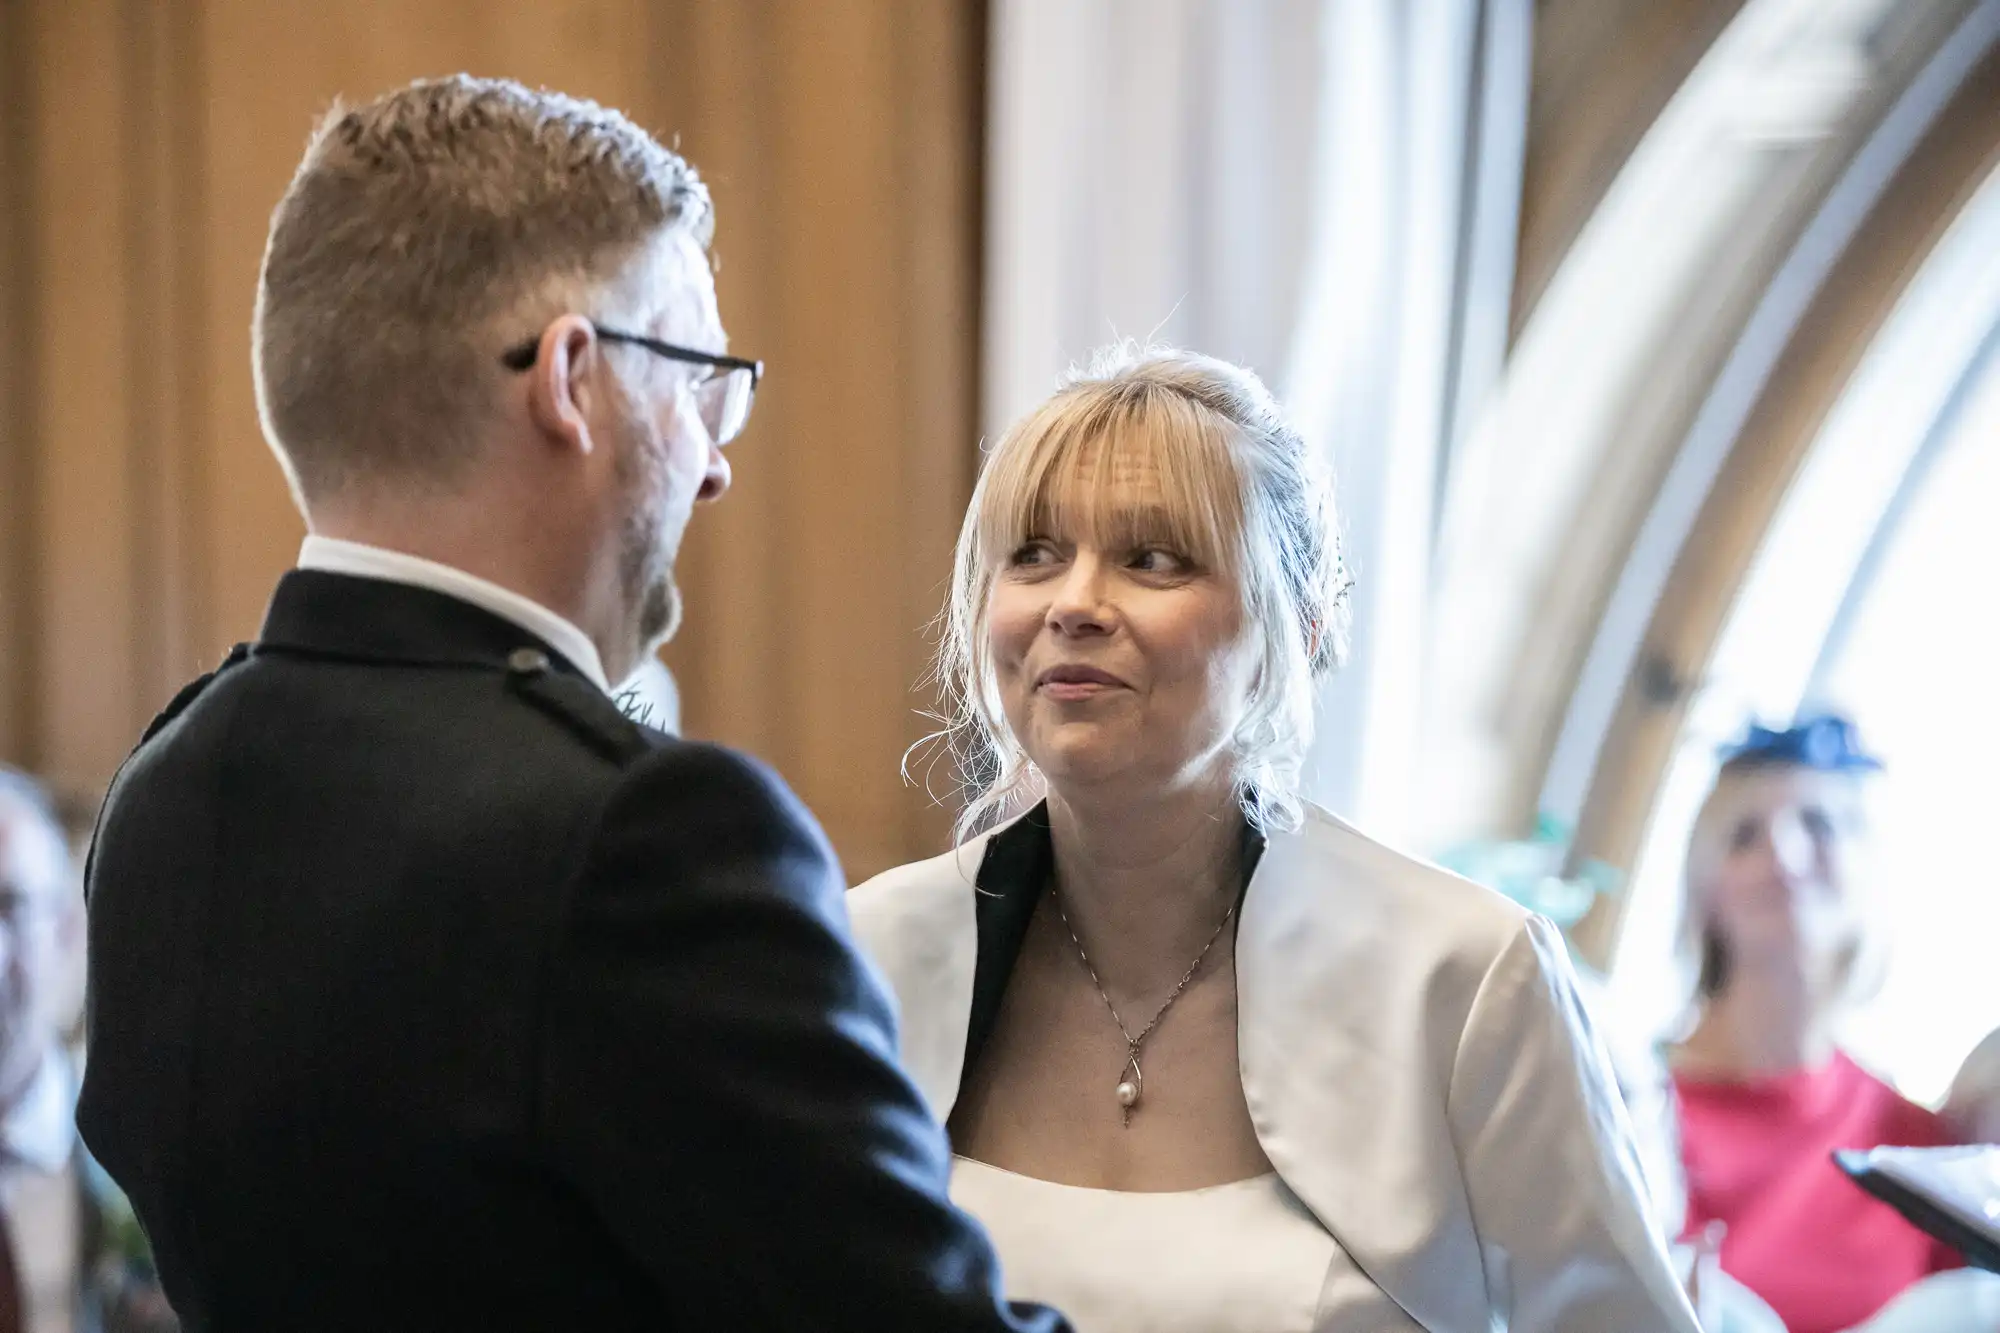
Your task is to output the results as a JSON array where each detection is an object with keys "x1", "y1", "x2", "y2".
[
  {"x1": 961, "y1": 800, "x2": 1268, "y2": 1072},
  {"x1": 964, "y1": 804, "x2": 1054, "y2": 1072}
]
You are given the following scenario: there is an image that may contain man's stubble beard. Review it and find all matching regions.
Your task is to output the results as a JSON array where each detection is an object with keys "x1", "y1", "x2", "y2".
[
  {"x1": 635, "y1": 569, "x2": 681, "y2": 652},
  {"x1": 616, "y1": 413, "x2": 686, "y2": 663}
]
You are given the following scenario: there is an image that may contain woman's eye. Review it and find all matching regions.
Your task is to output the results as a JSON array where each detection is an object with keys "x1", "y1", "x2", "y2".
[
  {"x1": 1800, "y1": 807, "x2": 1834, "y2": 841},
  {"x1": 1007, "y1": 540, "x2": 1058, "y2": 567},
  {"x1": 1729, "y1": 819, "x2": 1759, "y2": 852},
  {"x1": 1130, "y1": 547, "x2": 1190, "y2": 574}
]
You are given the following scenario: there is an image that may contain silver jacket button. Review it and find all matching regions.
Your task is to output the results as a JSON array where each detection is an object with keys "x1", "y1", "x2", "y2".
[{"x1": 506, "y1": 647, "x2": 551, "y2": 675}]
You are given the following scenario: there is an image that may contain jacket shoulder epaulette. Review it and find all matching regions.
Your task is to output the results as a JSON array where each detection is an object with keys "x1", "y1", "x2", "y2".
[
  {"x1": 139, "y1": 643, "x2": 253, "y2": 745},
  {"x1": 88, "y1": 643, "x2": 254, "y2": 905},
  {"x1": 501, "y1": 649, "x2": 661, "y2": 766}
]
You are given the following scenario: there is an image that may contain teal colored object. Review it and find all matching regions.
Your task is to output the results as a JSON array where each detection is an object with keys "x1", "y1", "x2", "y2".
[{"x1": 1436, "y1": 814, "x2": 1622, "y2": 929}]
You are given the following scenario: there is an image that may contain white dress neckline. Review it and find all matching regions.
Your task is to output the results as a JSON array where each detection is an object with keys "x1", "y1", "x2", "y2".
[
  {"x1": 951, "y1": 1155, "x2": 1278, "y2": 1197},
  {"x1": 949, "y1": 1154, "x2": 1412, "y2": 1332}
]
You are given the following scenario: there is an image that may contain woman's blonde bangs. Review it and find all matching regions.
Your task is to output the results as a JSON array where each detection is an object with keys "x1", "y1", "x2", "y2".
[{"x1": 974, "y1": 386, "x2": 1247, "y2": 576}]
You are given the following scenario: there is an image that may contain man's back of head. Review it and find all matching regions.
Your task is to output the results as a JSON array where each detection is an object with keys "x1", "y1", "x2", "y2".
[
  {"x1": 252, "y1": 75, "x2": 743, "y2": 684},
  {"x1": 253, "y1": 74, "x2": 711, "y2": 506}
]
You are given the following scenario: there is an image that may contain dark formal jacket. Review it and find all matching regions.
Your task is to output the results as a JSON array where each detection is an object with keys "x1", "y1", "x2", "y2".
[{"x1": 77, "y1": 570, "x2": 1067, "y2": 1333}]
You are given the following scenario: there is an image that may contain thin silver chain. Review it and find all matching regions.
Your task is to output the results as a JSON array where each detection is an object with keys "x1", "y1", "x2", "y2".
[{"x1": 1048, "y1": 881, "x2": 1238, "y2": 1061}]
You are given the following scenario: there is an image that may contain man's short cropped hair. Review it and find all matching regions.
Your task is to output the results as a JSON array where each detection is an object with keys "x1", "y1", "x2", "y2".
[{"x1": 253, "y1": 75, "x2": 712, "y2": 502}]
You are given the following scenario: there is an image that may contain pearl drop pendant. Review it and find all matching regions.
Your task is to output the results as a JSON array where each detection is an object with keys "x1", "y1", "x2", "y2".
[{"x1": 1115, "y1": 1050, "x2": 1144, "y2": 1125}]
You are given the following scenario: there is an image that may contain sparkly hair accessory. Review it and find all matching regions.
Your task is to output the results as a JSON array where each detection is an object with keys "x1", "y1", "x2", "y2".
[{"x1": 1719, "y1": 712, "x2": 1883, "y2": 773}]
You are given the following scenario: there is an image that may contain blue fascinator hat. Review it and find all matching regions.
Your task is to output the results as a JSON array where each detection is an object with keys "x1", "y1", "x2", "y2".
[{"x1": 1718, "y1": 711, "x2": 1882, "y2": 773}]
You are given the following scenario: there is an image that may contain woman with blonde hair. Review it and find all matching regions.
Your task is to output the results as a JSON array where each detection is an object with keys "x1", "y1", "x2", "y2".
[
  {"x1": 849, "y1": 345, "x2": 1697, "y2": 1331},
  {"x1": 1667, "y1": 716, "x2": 1967, "y2": 1333}
]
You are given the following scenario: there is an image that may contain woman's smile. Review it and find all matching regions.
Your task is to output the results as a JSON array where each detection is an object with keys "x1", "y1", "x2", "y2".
[{"x1": 1035, "y1": 664, "x2": 1129, "y2": 701}]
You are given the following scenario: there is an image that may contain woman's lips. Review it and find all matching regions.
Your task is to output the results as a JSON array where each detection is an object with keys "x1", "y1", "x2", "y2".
[
  {"x1": 1035, "y1": 665, "x2": 1126, "y2": 700},
  {"x1": 1040, "y1": 679, "x2": 1117, "y2": 701}
]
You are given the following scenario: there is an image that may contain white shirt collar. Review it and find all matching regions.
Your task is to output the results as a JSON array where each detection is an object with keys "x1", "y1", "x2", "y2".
[{"x1": 296, "y1": 535, "x2": 612, "y2": 694}]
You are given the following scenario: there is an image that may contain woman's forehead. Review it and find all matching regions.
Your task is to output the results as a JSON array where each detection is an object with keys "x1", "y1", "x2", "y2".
[
  {"x1": 1032, "y1": 461, "x2": 1173, "y2": 523},
  {"x1": 1716, "y1": 764, "x2": 1852, "y2": 811},
  {"x1": 1697, "y1": 767, "x2": 1865, "y2": 852},
  {"x1": 1037, "y1": 432, "x2": 1170, "y2": 494},
  {"x1": 1026, "y1": 423, "x2": 1229, "y2": 519}
]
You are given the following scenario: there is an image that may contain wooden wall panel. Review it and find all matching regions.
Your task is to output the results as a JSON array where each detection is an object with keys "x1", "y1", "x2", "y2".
[
  {"x1": 0, "y1": 0, "x2": 34, "y2": 763},
  {"x1": 28, "y1": 0, "x2": 146, "y2": 795},
  {"x1": 891, "y1": 0, "x2": 987, "y2": 830},
  {"x1": 123, "y1": 0, "x2": 208, "y2": 728},
  {"x1": 0, "y1": 0, "x2": 984, "y2": 878},
  {"x1": 194, "y1": 0, "x2": 665, "y2": 671},
  {"x1": 655, "y1": 0, "x2": 984, "y2": 877}
]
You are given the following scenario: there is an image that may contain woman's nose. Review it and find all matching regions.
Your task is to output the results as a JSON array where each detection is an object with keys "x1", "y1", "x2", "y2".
[
  {"x1": 1046, "y1": 555, "x2": 1113, "y2": 635},
  {"x1": 1766, "y1": 815, "x2": 1817, "y2": 884}
]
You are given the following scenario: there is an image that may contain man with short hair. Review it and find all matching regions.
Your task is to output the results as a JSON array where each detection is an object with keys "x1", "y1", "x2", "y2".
[{"x1": 78, "y1": 76, "x2": 1066, "y2": 1332}]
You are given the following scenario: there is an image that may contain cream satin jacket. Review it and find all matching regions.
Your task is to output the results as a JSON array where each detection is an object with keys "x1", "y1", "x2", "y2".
[{"x1": 848, "y1": 803, "x2": 1702, "y2": 1333}]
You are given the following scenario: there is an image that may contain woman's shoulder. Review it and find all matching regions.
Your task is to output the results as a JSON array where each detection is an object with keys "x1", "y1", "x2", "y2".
[
  {"x1": 849, "y1": 831, "x2": 992, "y2": 912},
  {"x1": 844, "y1": 839, "x2": 992, "y2": 1119},
  {"x1": 1248, "y1": 803, "x2": 1574, "y2": 1048},
  {"x1": 1274, "y1": 802, "x2": 1538, "y2": 957},
  {"x1": 845, "y1": 830, "x2": 996, "y2": 966}
]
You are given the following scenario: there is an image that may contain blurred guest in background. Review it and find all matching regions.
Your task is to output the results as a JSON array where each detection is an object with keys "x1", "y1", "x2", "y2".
[
  {"x1": 0, "y1": 771, "x2": 172, "y2": 1333},
  {"x1": 851, "y1": 345, "x2": 1699, "y2": 1332},
  {"x1": 1669, "y1": 715, "x2": 1965, "y2": 1333}
]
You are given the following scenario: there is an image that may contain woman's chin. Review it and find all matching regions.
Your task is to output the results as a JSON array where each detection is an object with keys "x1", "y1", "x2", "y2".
[{"x1": 1026, "y1": 735, "x2": 1153, "y2": 794}]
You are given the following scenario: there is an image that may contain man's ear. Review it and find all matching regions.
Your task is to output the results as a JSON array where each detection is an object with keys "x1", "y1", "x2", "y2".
[{"x1": 526, "y1": 315, "x2": 601, "y2": 456}]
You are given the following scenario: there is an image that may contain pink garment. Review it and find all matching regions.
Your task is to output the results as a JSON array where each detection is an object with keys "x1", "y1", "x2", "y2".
[{"x1": 1677, "y1": 1051, "x2": 1963, "y2": 1333}]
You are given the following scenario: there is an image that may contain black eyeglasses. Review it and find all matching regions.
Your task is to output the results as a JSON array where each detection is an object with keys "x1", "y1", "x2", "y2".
[{"x1": 501, "y1": 327, "x2": 764, "y2": 446}]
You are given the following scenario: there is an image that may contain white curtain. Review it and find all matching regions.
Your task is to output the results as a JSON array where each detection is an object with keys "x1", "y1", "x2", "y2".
[
  {"x1": 983, "y1": 0, "x2": 1528, "y2": 844},
  {"x1": 982, "y1": 0, "x2": 1325, "y2": 436}
]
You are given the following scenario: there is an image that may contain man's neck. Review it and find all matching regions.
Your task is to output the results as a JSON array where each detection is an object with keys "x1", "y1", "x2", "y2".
[
  {"x1": 1043, "y1": 779, "x2": 1244, "y2": 1002},
  {"x1": 308, "y1": 499, "x2": 633, "y2": 681}
]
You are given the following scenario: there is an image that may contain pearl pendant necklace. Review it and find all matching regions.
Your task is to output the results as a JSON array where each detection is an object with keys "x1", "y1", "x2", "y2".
[
  {"x1": 1115, "y1": 1047, "x2": 1143, "y2": 1114},
  {"x1": 1050, "y1": 883, "x2": 1237, "y2": 1127}
]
